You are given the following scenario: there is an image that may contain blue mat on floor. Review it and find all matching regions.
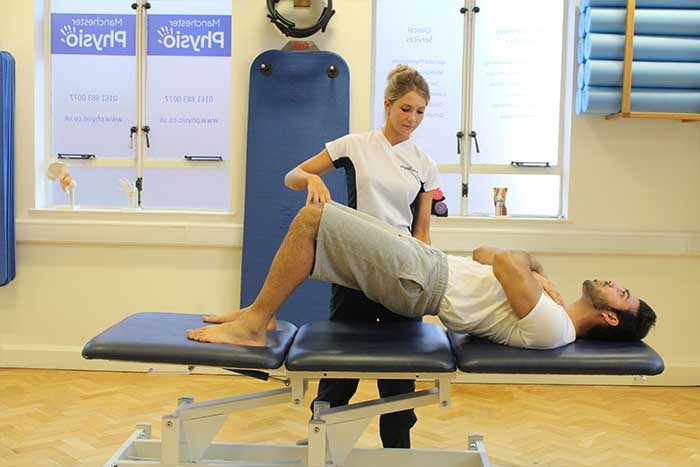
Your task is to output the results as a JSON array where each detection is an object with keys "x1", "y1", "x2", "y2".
[
  {"x1": 0, "y1": 51, "x2": 15, "y2": 286},
  {"x1": 241, "y1": 50, "x2": 349, "y2": 325}
]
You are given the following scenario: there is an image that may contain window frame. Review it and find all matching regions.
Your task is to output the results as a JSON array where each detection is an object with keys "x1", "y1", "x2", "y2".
[
  {"x1": 371, "y1": 0, "x2": 575, "y2": 220},
  {"x1": 42, "y1": 0, "x2": 231, "y2": 212}
]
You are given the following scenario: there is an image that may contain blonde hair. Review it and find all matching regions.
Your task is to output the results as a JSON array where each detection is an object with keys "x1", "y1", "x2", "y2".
[{"x1": 384, "y1": 65, "x2": 430, "y2": 105}]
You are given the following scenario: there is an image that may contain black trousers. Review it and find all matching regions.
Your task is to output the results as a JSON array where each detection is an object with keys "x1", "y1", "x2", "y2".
[{"x1": 311, "y1": 284, "x2": 419, "y2": 449}]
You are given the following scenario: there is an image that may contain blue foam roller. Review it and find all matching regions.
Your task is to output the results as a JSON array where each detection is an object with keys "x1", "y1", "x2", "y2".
[
  {"x1": 581, "y1": 86, "x2": 700, "y2": 114},
  {"x1": 583, "y1": 59, "x2": 700, "y2": 88},
  {"x1": 585, "y1": 8, "x2": 700, "y2": 37},
  {"x1": 578, "y1": 37, "x2": 586, "y2": 64},
  {"x1": 585, "y1": 33, "x2": 700, "y2": 62},
  {"x1": 582, "y1": 0, "x2": 700, "y2": 9},
  {"x1": 579, "y1": 8, "x2": 588, "y2": 38},
  {"x1": 576, "y1": 88, "x2": 584, "y2": 114},
  {"x1": 578, "y1": 64, "x2": 586, "y2": 89}
]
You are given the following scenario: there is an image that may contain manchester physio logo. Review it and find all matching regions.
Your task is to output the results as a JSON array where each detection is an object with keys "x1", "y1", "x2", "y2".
[
  {"x1": 52, "y1": 14, "x2": 136, "y2": 56},
  {"x1": 155, "y1": 25, "x2": 225, "y2": 53},
  {"x1": 149, "y1": 15, "x2": 231, "y2": 57}
]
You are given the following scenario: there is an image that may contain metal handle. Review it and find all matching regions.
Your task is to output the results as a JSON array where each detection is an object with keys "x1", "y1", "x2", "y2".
[
  {"x1": 184, "y1": 155, "x2": 223, "y2": 162},
  {"x1": 511, "y1": 161, "x2": 551, "y2": 168},
  {"x1": 57, "y1": 153, "x2": 95, "y2": 160}
]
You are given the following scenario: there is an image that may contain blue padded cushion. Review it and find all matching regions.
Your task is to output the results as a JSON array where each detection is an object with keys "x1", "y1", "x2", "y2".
[
  {"x1": 82, "y1": 312, "x2": 297, "y2": 370},
  {"x1": 448, "y1": 331, "x2": 665, "y2": 375},
  {"x1": 286, "y1": 321, "x2": 456, "y2": 373}
]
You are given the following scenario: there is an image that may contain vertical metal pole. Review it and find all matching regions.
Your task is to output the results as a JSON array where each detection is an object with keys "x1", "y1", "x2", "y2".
[
  {"x1": 460, "y1": 0, "x2": 477, "y2": 215},
  {"x1": 136, "y1": 1, "x2": 147, "y2": 204}
]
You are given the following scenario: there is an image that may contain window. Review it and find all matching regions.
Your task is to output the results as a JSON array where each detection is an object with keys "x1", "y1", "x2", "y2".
[
  {"x1": 373, "y1": 0, "x2": 573, "y2": 218},
  {"x1": 47, "y1": 0, "x2": 232, "y2": 211}
]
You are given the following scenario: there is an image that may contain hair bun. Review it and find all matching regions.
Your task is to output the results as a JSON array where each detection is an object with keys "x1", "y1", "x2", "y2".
[{"x1": 387, "y1": 64, "x2": 413, "y2": 80}]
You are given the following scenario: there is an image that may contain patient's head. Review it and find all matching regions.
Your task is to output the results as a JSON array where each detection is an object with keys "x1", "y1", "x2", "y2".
[{"x1": 581, "y1": 279, "x2": 657, "y2": 341}]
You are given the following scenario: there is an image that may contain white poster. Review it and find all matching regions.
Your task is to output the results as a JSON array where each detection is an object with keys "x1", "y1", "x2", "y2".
[
  {"x1": 373, "y1": 0, "x2": 464, "y2": 165},
  {"x1": 145, "y1": 6, "x2": 232, "y2": 161},
  {"x1": 471, "y1": 0, "x2": 564, "y2": 166},
  {"x1": 51, "y1": 1, "x2": 137, "y2": 158}
]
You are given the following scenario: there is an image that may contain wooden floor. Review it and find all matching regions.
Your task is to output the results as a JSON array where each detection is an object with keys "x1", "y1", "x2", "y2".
[{"x1": 0, "y1": 369, "x2": 698, "y2": 467}]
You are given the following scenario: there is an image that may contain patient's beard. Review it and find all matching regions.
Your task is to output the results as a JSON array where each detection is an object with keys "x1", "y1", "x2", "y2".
[{"x1": 583, "y1": 280, "x2": 610, "y2": 310}]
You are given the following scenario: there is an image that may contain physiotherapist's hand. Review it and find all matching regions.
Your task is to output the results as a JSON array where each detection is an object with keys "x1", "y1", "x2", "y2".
[
  {"x1": 532, "y1": 271, "x2": 566, "y2": 308},
  {"x1": 306, "y1": 174, "x2": 332, "y2": 205}
]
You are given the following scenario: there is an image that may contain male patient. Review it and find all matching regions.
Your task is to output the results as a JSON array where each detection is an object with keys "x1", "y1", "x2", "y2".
[{"x1": 188, "y1": 202, "x2": 656, "y2": 349}]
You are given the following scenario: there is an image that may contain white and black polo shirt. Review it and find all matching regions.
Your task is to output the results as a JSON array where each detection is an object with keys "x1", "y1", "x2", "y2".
[{"x1": 325, "y1": 129, "x2": 440, "y2": 233}]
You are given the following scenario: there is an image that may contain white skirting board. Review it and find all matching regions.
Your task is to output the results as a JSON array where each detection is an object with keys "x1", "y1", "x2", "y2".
[{"x1": 0, "y1": 344, "x2": 697, "y2": 386}]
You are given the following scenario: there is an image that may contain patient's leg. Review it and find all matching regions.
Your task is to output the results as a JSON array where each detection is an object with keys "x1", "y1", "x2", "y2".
[{"x1": 187, "y1": 204, "x2": 323, "y2": 346}]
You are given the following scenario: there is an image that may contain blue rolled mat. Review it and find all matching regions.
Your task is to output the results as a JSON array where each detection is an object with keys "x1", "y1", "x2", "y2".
[
  {"x1": 585, "y1": 8, "x2": 700, "y2": 37},
  {"x1": 585, "y1": 33, "x2": 700, "y2": 62},
  {"x1": 578, "y1": 64, "x2": 586, "y2": 89},
  {"x1": 582, "y1": 0, "x2": 700, "y2": 9},
  {"x1": 578, "y1": 37, "x2": 586, "y2": 64},
  {"x1": 579, "y1": 8, "x2": 588, "y2": 38},
  {"x1": 576, "y1": 88, "x2": 584, "y2": 114},
  {"x1": 580, "y1": 86, "x2": 700, "y2": 114},
  {"x1": 242, "y1": 50, "x2": 349, "y2": 326},
  {"x1": 0, "y1": 51, "x2": 15, "y2": 286},
  {"x1": 583, "y1": 59, "x2": 700, "y2": 88}
]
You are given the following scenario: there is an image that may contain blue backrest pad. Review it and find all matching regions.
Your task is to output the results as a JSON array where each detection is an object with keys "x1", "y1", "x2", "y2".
[{"x1": 242, "y1": 50, "x2": 349, "y2": 326}]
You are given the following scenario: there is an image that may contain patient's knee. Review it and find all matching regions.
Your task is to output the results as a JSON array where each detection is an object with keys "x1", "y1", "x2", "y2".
[{"x1": 292, "y1": 203, "x2": 323, "y2": 234}]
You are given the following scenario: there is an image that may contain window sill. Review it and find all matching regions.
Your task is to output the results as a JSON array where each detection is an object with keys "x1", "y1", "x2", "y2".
[
  {"x1": 19, "y1": 208, "x2": 240, "y2": 247},
  {"x1": 433, "y1": 214, "x2": 570, "y2": 225},
  {"x1": 16, "y1": 209, "x2": 699, "y2": 255},
  {"x1": 431, "y1": 216, "x2": 699, "y2": 256},
  {"x1": 28, "y1": 206, "x2": 235, "y2": 222}
]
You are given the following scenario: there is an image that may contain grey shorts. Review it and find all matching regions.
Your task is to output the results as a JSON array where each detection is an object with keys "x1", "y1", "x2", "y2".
[{"x1": 310, "y1": 202, "x2": 449, "y2": 318}]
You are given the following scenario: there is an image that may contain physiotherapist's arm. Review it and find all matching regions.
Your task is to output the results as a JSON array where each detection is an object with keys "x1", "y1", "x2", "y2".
[
  {"x1": 285, "y1": 149, "x2": 335, "y2": 189},
  {"x1": 411, "y1": 190, "x2": 434, "y2": 244},
  {"x1": 285, "y1": 149, "x2": 336, "y2": 204},
  {"x1": 491, "y1": 251, "x2": 544, "y2": 319}
]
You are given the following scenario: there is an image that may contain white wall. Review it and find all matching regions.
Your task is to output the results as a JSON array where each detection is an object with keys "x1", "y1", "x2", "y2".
[{"x1": 0, "y1": 0, "x2": 698, "y2": 385}]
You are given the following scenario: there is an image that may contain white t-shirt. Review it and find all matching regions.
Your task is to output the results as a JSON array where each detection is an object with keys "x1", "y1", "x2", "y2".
[
  {"x1": 325, "y1": 129, "x2": 440, "y2": 233},
  {"x1": 437, "y1": 256, "x2": 576, "y2": 350}
]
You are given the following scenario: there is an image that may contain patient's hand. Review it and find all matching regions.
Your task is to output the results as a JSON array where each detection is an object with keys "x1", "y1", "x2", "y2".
[{"x1": 532, "y1": 272, "x2": 566, "y2": 308}]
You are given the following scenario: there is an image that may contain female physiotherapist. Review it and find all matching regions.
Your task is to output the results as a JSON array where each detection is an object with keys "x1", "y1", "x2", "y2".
[{"x1": 284, "y1": 65, "x2": 440, "y2": 449}]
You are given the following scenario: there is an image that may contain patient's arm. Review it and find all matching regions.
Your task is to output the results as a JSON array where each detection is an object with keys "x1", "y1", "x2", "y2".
[
  {"x1": 473, "y1": 246, "x2": 545, "y2": 276},
  {"x1": 491, "y1": 251, "x2": 544, "y2": 319},
  {"x1": 472, "y1": 246, "x2": 501, "y2": 265},
  {"x1": 532, "y1": 271, "x2": 566, "y2": 307}
]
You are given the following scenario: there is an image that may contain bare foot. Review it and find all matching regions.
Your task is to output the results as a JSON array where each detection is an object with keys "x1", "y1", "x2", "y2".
[
  {"x1": 187, "y1": 321, "x2": 267, "y2": 347},
  {"x1": 202, "y1": 309, "x2": 245, "y2": 324},
  {"x1": 204, "y1": 309, "x2": 277, "y2": 331},
  {"x1": 188, "y1": 308, "x2": 271, "y2": 346}
]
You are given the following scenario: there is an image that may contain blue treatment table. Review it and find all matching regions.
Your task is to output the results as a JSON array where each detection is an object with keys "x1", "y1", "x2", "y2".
[{"x1": 82, "y1": 312, "x2": 664, "y2": 467}]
